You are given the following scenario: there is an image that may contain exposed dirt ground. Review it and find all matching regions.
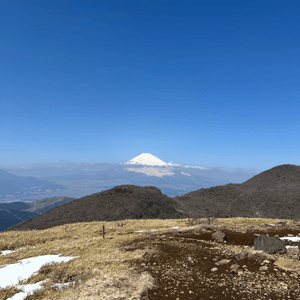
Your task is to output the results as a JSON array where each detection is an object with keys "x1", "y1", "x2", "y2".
[{"x1": 123, "y1": 223, "x2": 300, "y2": 299}]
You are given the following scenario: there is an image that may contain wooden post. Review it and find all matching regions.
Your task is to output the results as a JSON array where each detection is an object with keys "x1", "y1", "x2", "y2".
[
  {"x1": 208, "y1": 217, "x2": 210, "y2": 225},
  {"x1": 102, "y1": 225, "x2": 105, "y2": 239}
]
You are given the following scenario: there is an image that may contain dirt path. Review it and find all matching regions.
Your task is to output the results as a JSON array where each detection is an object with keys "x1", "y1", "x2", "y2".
[{"x1": 123, "y1": 225, "x2": 300, "y2": 299}]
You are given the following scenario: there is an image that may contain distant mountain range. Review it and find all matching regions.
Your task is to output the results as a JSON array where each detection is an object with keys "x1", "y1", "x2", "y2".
[
  {"x1": 0, "y1": 196, "x2": 75, "y2": 231},
  {"x1": 0, "y1": 169, "x2": 65, "y2": 200},
  {"x1": 0, "y1": 153, "x2": 258, "y2": 201},
  {"x1": 2, "y1": 164, "x2": 300, "y2": 233},
  {"x1": 126, "y1": 153, "x2": 206, "y2": 169}
]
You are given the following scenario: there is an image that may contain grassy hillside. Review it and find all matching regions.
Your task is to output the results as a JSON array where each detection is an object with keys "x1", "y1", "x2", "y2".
[{"x1": 1, "y1": 217, "x2": 297, "y2": 300}]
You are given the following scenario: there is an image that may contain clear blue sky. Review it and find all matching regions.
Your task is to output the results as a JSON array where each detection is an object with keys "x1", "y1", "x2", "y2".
[{"x1": 1, "y1": 0, "x2": 299, "y2": 171}]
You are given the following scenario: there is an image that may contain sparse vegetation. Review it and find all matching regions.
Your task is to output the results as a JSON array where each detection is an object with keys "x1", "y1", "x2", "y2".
[
  {"x1": 0, "y1": 218, "x2": 187, "y2": 300},
  {"x1": 116, "y1": 219, "x2": 127, "y2": 227},
  {"x1": 185, "y1": 218, "x2": 203, "y2": 226},
  {"x1": 2, "y1": 217, "x2": 300, "y2": 299}
]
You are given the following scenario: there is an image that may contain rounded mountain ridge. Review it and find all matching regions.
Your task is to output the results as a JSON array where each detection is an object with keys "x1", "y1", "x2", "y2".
[
  {"x1": 4, "y1": 184, "x2": 186, "y2": 232},
  {"x1": 243, "y1": 164, "x2": 300, "y2": 188}
]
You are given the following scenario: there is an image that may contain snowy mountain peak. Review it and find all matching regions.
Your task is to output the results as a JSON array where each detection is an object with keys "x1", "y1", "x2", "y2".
[{"x1": 127, "y1": 153, "x2": 168, "y2": 166}]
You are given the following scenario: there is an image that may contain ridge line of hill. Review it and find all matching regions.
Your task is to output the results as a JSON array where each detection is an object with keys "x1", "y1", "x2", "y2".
[{"x1": 2, "y1": 164, "x2": 300, "y2": 232}]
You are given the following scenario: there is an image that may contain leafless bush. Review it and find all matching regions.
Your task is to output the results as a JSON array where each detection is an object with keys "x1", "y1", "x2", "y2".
[
  {"x1": 116, "y1": 220, "x2": 127, "y2": 227},
  {"x1": 186, "y1": 218, "x2": 202, "y2": 226},
  {"x1": 64, "y1": 224, "x2": 75, "y2": 233}
]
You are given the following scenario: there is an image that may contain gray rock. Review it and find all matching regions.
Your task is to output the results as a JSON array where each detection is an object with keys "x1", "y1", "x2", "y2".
[
  {"x1": 254, "y1": 234, "x2": 286, "y2": 254},
  {"x1": 212, "y1": 231, "x2": 226, "y2": 243},
  {"x1": 276, "y1": 222, "x2": 286, "y2": 226},
  {"x1": 215, "y1": 259, "x2": 231, "y2": 266}
]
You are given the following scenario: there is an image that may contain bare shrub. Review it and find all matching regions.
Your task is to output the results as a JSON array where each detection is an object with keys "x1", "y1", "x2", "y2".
[
  {"x1": 186, "y1": 218, "x2": 202, "y2": 226},
  {"x1": 116, "y1": 220, "x2": 127, "y2": 227}
]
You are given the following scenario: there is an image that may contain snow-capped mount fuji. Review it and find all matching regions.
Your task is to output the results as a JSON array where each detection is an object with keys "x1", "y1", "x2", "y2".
[{"x1": 126, "y1": 153, "x2": 171, "y2": 167}]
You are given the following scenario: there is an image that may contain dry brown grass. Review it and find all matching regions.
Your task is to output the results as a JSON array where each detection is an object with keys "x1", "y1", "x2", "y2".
[
  {"x1": 0, "y1": 217, "x2": 294, "y2": 300},
  {"x1": 0, "y1": 218, "x2": 187, "y2": 300},
  {"x1": 212, "y1": 217, "x2": 293, "y2": 226}
]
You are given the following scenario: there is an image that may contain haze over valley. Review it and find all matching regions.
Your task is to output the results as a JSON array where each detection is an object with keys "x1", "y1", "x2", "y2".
[{"x1": 0, "y1": 153, "x2": 257, "y2": 202}]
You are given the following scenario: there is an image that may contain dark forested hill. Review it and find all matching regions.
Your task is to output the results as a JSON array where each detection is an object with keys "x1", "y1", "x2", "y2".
[
  {"x1": 0, "y1": 196, "x2": 75, "y2": 232},
  {"x1": 0, "y1": 209, "x2": 39, "y2": 231},
  {"x1": 3, "y1": 185, "x2": 188, "y2": 232},
  {"x1": 174, "y1": 164, "x2": 300, "y2": 220}
]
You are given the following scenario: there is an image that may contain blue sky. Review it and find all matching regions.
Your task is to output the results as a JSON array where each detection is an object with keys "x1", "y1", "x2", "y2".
[{"x1": 1, "y1": 0, "x2": 299, "y2": 171}]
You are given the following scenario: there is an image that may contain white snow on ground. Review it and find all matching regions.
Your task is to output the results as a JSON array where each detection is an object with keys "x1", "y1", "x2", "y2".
[
  {"x1": 280, "y1": 236, "x2": 300, "y2": 242},
  {"x1": 286, "y1": 246, "x2": 298, "y2": 249},
  {"x1": 0, "y1": 250, "x2": 78, "y2": 300},
  {"x1": 0, "y1": 225, "x2": 182, "y2": 298}
]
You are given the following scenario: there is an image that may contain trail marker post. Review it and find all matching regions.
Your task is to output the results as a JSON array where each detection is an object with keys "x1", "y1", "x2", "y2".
[{"x1": 102, "y1": 225, "x2": 105, "y2": 238}]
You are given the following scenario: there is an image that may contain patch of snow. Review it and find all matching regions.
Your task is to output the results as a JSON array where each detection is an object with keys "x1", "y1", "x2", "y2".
[
  {"x1": 124, "y1": 153, "x2": 207, "y2": 169},
  {"x1": 286, "y1": 246, "x2": 298, "y2": 249},
  {"x1": 0, "y1": 253, "x2": 79, "y2": 299},
  {"x1": 127, "y1": 153, "x2": 168, "y2": 166},
  {"x1": 134, "y1": 229, "x2": 157, "y2": 233},
  {"x1": 1, "y1": 247, "x2": 35, "y2": 256},
  {"x1": 280, "y1": 236, "x2": 300, "y2": 242},
  {"x1": 172, "y1": 226, "x2": 181, "y2": 229},
  {"x1": 1, "y1": 249, "x2": 16, "y2": 256}
]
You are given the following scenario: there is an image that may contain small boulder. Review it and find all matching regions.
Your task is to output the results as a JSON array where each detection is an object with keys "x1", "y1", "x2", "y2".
[
  {"x1": 230, "y1": 264, "x2": 240, "y2": 274},
  {"x1": 276, "y1": 222, "x2": 286, "y2": 226},
  {"x1": 254, "y1": 234, "x2": 286, "y2": 254},
  {"x1": 275, "y1": 258, "x2": 300, "y2": 273},
  {"x1": 212, "y1": 231, "x2": 226, "y2": 243},
  {"x1": 215, "y1": 259, "x2": 231, "y2": 266}
]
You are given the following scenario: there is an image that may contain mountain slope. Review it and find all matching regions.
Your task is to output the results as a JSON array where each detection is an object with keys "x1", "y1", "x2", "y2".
[
  {"x1": 3, "y1": 185, "x2": 188, "y2": 232},
  {"x1": 0, "y1": 169, "x2": 65, "y2": 196},
  {"x1": 0, "y1": 196, "x2": 75, "y2": 232},
  {"x1": 175, "y1": 164, "x2": 300, "y2": 219},
  {"x1": 23, "y1": 196, "x2": 76, "y2": 214},
  {"x1": 0, "y1": 209, "x2": 39, "y2": 231}
]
